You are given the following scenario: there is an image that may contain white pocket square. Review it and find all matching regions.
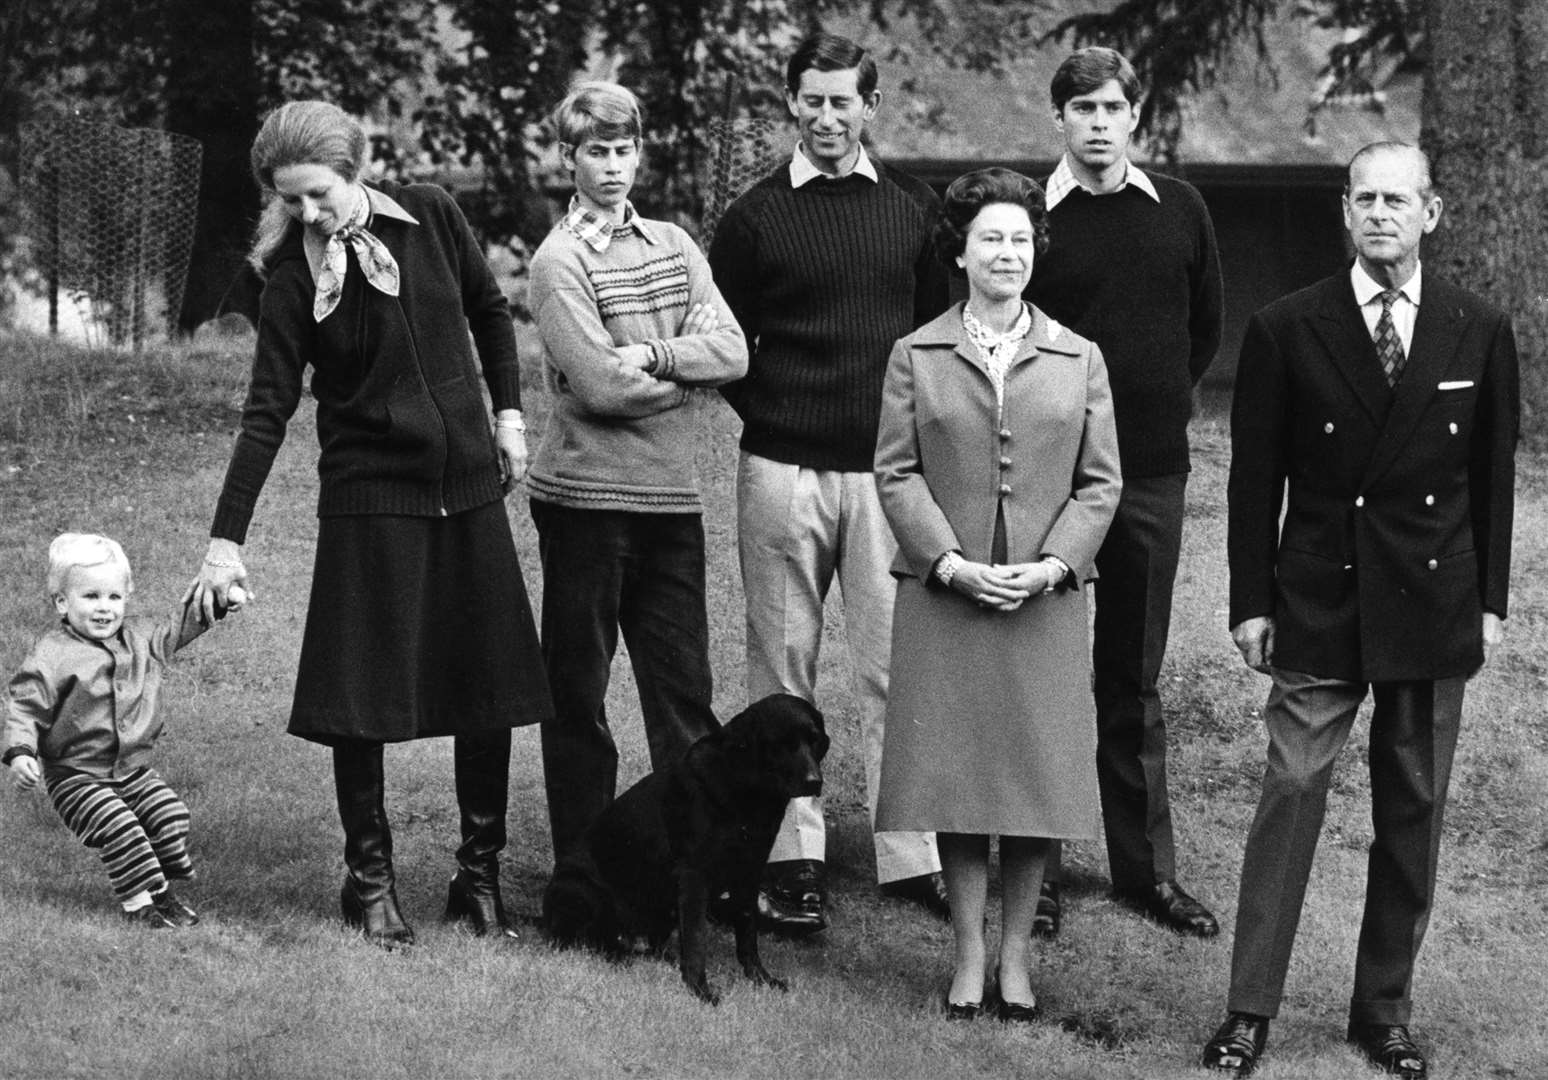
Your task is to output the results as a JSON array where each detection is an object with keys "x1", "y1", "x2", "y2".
[{"x1": 1437, "y1": 380, "x2": 1474, "y2": 390}]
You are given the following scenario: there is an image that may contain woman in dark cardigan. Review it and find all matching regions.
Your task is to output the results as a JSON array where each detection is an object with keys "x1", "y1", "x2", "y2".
[{"x1": 191, "y1": 100, "x2": 552, "y2": 947}]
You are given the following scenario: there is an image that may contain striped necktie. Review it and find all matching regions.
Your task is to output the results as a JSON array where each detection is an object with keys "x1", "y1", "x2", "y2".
[{"x1": 1373, "y1": 289, "x2": 1405, "y2": 386}]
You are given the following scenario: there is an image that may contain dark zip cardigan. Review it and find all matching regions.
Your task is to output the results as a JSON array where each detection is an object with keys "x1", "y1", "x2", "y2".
[{"x1": 211, "y1": 180, "x2": 522, "y2": 543}]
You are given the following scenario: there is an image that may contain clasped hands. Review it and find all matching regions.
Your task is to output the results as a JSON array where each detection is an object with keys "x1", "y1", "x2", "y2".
[{"x1": 950, "y1": 559, "x2": 1058, "y2": 612}]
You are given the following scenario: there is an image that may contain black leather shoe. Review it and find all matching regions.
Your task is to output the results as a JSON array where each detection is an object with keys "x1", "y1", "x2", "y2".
[
  {"x1": 758, "y1": 859, "x2": 826, "y2": 935},
  {"x1": 1031, "y1": 881, "x2": 1061, "y2": 938},
  {"x1": 444, "y1": 869, "x2": 519, "y2": 939},
  {"x1": 1347, "y1": 1022, "x2": 1427, "y2": 1079},
  {"x1": 1116, "y1": 879, "x2": 1219, "y2": 937},
  {"x1": 1201, "y1": 1012, "x2": 1269, "y2": 1076},
  {"x1": 151, "y1": 887, "x2": 200, "y2": 927},
  {"x1": 879, "y1": 872, "x2": 950, "y2": 920}
]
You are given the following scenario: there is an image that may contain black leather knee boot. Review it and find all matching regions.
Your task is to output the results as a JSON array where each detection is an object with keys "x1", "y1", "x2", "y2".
[
  {"x1": 445, "y1": 730, "x2": 517, "y2": 938},
  {"x1": 334, "y1": 741, "x2": 414, "y2": 948}
]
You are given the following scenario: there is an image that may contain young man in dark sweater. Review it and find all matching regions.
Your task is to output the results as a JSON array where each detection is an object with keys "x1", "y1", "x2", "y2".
[
  {"x1": 1024, "y1": 46, "x2": 1224, "y2": 939},
  {"x1": 709, "y1": 32, "x2": 952, "y2": 932}
]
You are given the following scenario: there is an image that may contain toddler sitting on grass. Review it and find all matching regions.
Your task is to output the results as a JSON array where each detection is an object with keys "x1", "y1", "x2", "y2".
[{"x1": 3, "y1": 533, "x2": 242, "y2": 928}]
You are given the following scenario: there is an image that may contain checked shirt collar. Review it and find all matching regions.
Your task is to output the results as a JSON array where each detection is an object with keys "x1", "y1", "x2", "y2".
[{"x1": 559, "y1": 195, "x2": 657, "y2": 253}]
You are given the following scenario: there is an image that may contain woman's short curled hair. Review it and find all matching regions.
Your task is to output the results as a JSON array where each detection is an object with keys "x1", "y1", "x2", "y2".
[
  {"x1": 46, "y1": 532, "x2": 133, "y2": 602},
  {"x1": 933, "y1": 167, "x2": 1050, "y2": 272},
  {"x1": 551, "y1": 81, "x2": 643, "y2": 151}
]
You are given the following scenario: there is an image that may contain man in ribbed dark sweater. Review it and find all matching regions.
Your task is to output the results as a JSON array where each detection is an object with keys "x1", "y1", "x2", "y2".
[
  {"x1": 1024, "y1": 47, "x2": 1224, "y2": 939},
  {"x1": 709, "y1": 32, "x2": 952, "y2": 932}
]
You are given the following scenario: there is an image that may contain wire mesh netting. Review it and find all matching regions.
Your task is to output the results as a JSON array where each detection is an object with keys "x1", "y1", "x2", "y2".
[
  {"x1": 701, "y1": 117, "x2": 784, "y2": 252},
  {"x1": 18, "y1": 120, "x2": 202, "y2": 348}
]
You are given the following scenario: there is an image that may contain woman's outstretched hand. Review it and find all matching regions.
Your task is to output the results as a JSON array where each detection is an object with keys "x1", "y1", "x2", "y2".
[{"x1": 185, "y1": 538, "x2": 251, "y2": 625}]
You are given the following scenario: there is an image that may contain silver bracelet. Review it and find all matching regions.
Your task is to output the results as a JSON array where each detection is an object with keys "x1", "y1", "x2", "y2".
[
  {"x1": 935, "y1": 551, "x2": 965, "y2": 587},
  {"x1": 1040, "y1": 556, "x2": 1069, "y2": 594},
  {"x1": 495, "y1": 414, "x2": 527, "y2": 433},
  {"x1": 204, "y1": 555, "x2": 244, "y2": 569}
]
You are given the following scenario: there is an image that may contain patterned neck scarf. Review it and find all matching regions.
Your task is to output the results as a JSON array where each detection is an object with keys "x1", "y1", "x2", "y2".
[
  {"x1": 313, "y1": 187, "x2": 401, "y2": 322},
  {"x1": 962, "y1": 301, "x2": 1033, "y2": 413}
]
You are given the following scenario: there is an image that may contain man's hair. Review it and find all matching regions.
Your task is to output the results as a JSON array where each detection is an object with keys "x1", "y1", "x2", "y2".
[
  {"x1": 933, "y1": 167, "x2": 1051, "y2": 273},
  {"x1": 551, "y1": 81, "x2": 644, "y2": 150},
  {"x1": 1345, "y1": 141, "x2": 1434, "y2": 199},
  {"x1": 1050, "y1": 46, "x2": 1141, "y2": 111},
  {"x1": 785, "y1": 32, "x2": 878, "y2": 97},
  {"x1": 46, "y1": 532, "x2": 133, "y2": 601}
]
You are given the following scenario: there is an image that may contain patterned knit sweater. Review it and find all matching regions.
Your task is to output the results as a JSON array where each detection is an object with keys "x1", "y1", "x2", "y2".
[
  {"x1": 708, "y1": 161, "x2": 950, "y2": 472},
  {"x1": 526, "y1": 216, "x2": 747, "y2": 513}
]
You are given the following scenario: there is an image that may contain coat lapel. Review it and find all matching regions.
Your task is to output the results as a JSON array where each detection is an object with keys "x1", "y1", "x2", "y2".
[
  {"x1": 1308, "y1": 276, "x2": 1391, "y2": 425},
  {"x1": 1362, "y1": 279, "x2": 1470, "y2": 487}
]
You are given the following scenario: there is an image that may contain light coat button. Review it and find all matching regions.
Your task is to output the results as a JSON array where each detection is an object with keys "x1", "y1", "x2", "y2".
[
  {"x1": 999, "y1": 429, "x2": 1012, "y2": 441},
  {"x1": 1449, "y1": 422, "x2": 1459, "y2": 434},
  {"x1": 999, "y1": 457, "x2": 1012, "y2": 469},
  {"x1": 1355, "y1": 496, "x2": 1365, "y2": 508},
  {"x1": 1425, "y1": 494, "x2": 1435, "y2": 506},
  {"x1": 1324, "y1": 422, "x2": 1335, "y2": 434},
  {"x1": 999, "y1": 484, "x2": 1012, "y2": 497},
  {"x1": 1427, "y1": 558, "x2": 1438, "y2": 570}
]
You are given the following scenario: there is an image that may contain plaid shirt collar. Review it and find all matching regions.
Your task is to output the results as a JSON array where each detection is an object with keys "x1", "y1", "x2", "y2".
[
  {"x1": 1045, "y1": 155, "x2": 1161, "y2": 210},
  {"x1": 559, "y1": 195, "x2": 656, "y2": 253}
]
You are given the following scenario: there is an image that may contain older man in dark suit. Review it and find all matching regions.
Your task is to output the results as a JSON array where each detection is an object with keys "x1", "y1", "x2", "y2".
[{"x1": 1201, "y1": 142, "x2": 1518, "y2": 1079}]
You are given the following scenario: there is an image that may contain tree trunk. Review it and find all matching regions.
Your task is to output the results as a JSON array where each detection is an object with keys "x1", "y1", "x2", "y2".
[
  {"x1": 1421, "y1": 0, "x2": 1548, "y2": 444},
  {"x1": 162, "y1": 0, "x2": 259, "y2": 334}
]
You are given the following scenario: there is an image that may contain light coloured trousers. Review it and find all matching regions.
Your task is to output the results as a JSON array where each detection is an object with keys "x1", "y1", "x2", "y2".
[{"x1": 737, "y1": 452, "x2": 939, "y2": 885}]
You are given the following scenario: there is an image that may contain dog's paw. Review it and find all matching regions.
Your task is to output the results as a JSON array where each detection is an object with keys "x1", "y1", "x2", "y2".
[
  {"x1": 746, "y1": 964, "x2": 789, "y2": 992},
  {"x1": 683, "y1": 973, "x2": 722, "y2": 1006}
]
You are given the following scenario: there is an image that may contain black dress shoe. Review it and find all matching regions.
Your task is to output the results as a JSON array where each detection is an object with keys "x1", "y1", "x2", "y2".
[
  {"x1": 1201, "y1": 1012, "x2": 1269, "y2": 1077},
  {"x1": 151, "y1": 887, "x2": 200, "y2": 927},
  {"x1": 1347, "y1": 1022, "x2": 1427, "y2": 1079},
  {"x1": 758, "y1": 859, "x2": 827, "y2": 935},
  {"x1": 1031, "y1": 881, "x2": 1061, "y2": 938},
  {"x1": 1116, "y1": 879, "x2": 1219, "y2": 937},
  {"x1": 879, "y1": 872, "x2": 950, "y2": 920}
]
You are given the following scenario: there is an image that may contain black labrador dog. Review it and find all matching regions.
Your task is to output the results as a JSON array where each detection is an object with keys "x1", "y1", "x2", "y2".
[{"x1": 542, "y1": 693, "x2": 828, "y2": 1004}]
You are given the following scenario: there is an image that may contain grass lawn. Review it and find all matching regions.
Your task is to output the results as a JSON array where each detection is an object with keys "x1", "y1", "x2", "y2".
[{"x1": 1, "y1": 331, "x2": 1544, "y2": 1080}]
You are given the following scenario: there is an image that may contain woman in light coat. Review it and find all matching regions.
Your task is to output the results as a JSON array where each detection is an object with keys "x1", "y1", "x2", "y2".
[{"x1": 873, "y1": 167, "x2": 1121, "y2": 1020}]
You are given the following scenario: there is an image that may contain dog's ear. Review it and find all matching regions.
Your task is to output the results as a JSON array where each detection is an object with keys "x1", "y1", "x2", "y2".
[{"x1": 801, "y1": 699, "x2": 830, "y2": 759}]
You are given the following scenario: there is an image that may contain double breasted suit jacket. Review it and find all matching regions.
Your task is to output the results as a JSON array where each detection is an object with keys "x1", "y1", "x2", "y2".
[
  {"x1": 875, "y1": 303, "x2": 1123, "y2": 584},
  {"x1": 1228, "y1": 270, "x2": 1519, "y2": 683}
]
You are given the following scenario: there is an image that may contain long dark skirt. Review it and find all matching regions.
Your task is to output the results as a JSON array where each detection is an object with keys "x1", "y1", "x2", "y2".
[{"x1": 288, "y1": 501, "x2": 553, "y2": 744}]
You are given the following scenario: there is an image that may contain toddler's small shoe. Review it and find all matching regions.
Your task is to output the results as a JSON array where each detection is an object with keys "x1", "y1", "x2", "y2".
[
  {"x1": 152, "y1": 887, "x2": 200, "y2": 927},
  {"x1": 123, "y1": 904, "x2": 176, "y2": 929}
]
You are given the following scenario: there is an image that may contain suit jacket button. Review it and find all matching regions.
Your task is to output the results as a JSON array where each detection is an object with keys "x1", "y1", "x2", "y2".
[
  {"x1": 999, "y1": 484, "x2": 1012, "y2": 496},
  {"x1": 1324, "y1": 422, "x2": 1335, "y2": 434},
  {"x1": 1427, "y1": 558, "x2": 1438, "y2": 570},
  {"x1": 1354, "y1": 495, "x2": 1365, "y2": 508},
  {"x1": 1425, "y1": 494, "x2": 1435, "y2": 506}
]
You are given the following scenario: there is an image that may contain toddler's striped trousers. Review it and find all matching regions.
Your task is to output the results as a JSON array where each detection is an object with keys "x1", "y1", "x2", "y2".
[{"x1": 48, "y1": 766, "x2": 193, "y2": 902}]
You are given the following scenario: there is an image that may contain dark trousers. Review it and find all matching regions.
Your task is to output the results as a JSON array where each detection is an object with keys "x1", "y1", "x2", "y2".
[
  {"x1": 1228, "y1": 669, "x2": 1464, "y2": 1024},
  {"x1": 1049, "y1": 472, "x2": 1187, "y2": 891},
  {"x1": 530, "y1": 501, "x2": 718, "y2": 866}
]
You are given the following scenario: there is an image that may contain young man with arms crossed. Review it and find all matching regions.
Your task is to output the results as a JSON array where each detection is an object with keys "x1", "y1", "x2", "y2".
[
  {"x1": 1024, "y1": 46, "x2": 1224, "y2": 939},
  {"x1": 708, "y1": 32, "x2": 952, "y2": 931}
]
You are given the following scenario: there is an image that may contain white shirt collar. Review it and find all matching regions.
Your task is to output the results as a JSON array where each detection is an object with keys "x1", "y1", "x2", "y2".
[
  {"x1": 789, "y1": 142, "x2": 879, "y2": 188},
  {"x1": 1351, "y1": 259, "x2": 1422, "y2": 308},
  {"x1": 1045, "y1": 155, "x2": 1161, "y2": 210}
]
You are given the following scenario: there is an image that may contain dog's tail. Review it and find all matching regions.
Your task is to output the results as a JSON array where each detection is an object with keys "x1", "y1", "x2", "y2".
[{"x1": 540, "y1": 855, "x2": 619, "y2": 951}]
